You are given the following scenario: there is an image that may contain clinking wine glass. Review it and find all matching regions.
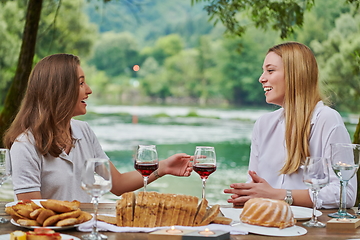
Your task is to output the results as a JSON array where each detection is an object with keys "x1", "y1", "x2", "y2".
[
  {"x1": 0, "y1": 148, "x2": 11, "y2": 224},
  {"x1": 193, "y1": 146, "x2": 217, "y2": 199},
  {"x1": 81, "y1": 158, "x2": 112, "y2": 240},
  {"x1": 134, "y1": 145, "x2": 158, "y2": 192},
  {"x1": 328, "y1": 143, "x2": 360, "y2": 219},
  {"x1": 302, "y1": 157, "x2": 330, "y2": 227}
]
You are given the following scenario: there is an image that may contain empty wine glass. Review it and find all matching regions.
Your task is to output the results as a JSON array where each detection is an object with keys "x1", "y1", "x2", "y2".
[
  {"x1": 302, "y1": 157, "x2": 330, "y2": 227},
  {"x1": 193, "y1": 146, "x2": 217, "y2": 199},
  {"x1": 81, "y1": 158, "x2": 112, "y2": 240},
  {"x1": 328, "y1": 143, "x2": 360, "y2": 219},
  {"x1": 0, "y1": 148, "x2": 11, "y2": 224},
  {"x1": 134, "y1": 145, "x2": 158, "y2": 192}
]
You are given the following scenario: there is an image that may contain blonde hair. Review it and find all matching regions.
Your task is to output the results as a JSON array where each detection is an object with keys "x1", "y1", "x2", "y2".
[
  {"x1": 4, "y1": 54, "x2": 80, "y2": 157},
  {"x1": 268, "y1": 42, "x2": 322, "y2": 174}
]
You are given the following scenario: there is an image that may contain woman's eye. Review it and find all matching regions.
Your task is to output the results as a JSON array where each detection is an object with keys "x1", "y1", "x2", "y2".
[{"x1": 267, "y1": 69, "x2": 274, "y2": 73}]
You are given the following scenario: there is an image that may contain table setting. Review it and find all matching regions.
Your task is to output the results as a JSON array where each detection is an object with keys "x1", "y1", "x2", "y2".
[{"x1": 2, "y1": 144, "x2": 360, "y2": 240}]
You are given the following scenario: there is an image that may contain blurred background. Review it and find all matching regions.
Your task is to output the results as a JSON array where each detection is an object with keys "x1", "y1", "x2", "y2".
[{"x1": 1, "y1": 0, "x2": 360, "y2": 203}]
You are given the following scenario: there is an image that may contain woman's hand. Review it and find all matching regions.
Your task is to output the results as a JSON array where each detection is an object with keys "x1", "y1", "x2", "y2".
[
  {"x1": 158, "y1": 153, "x2": 193, "y2": 177},
  {"x1": 224, "y1": 170, "x2": 281, "y2": 206}
]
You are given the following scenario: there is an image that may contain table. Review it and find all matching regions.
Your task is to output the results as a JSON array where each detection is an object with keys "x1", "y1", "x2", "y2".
[{"x1": 1, "y1": 201, "x2": 360, "y2": 239}]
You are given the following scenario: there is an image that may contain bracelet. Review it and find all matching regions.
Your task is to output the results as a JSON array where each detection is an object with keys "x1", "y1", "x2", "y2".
[{"x1": 153, "y1": 170, "x2": 162, "y2": 179}]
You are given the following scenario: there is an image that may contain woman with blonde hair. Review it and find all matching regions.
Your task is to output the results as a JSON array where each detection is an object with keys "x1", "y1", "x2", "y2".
[
  {"x1": 4, "y1": 53, "x2": 192, "y2": 202},
  {"x1": 224, "y1": 42, "x2": 356, "y2": 208}
]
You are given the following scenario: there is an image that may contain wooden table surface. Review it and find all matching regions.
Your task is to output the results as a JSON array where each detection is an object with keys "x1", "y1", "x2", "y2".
[{"x1": 1, "y1": 201, "x2": 360, "y2": 240}]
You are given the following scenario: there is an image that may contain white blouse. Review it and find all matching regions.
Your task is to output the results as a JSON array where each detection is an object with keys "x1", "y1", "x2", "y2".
[{"x1": 248, "y1": 101, "x2": 357, "y2": 209}]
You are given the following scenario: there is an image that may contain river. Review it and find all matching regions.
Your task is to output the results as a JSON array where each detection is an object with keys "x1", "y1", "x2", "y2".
[{"x1": 81, "y1": 105, "x2": 270, "y2": 204}]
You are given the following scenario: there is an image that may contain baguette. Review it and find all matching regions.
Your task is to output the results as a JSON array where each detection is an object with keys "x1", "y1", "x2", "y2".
[
  {"x1": 133, "y1": 191, "x2": 144, "y2": 227},
  {"x1": 98, "y1": 215, "x2": 117, "y2": 225},
  {"x1": 40, "y1": 199, "x2": 79, "y2": 213},
  {"x1": 198, "y1": 204, "x2": 220, "y2": 226},
  {"x1": 211, "y1": 216, "x2": 232, "y2": 225},
  {"x1": 170, "y1": 194, "x2": 182, "y2": 226},
  {"x1": 186, "y1": 196, "x2": 199, "y2": 226},
  {"x1": 193, "y1": 198, "x2": 208, "y2": 226},
  {"x1": 116, "y1": 199, "x2": 123, "y2": 226},
  {"x1": 161, "y1": 194, "x2": 176, "y2": 226},
  {"x1": 36, "y1": 209, "x2": 56, "y2": 225},
  {"x1": 146, "y1": 192, "x2": 160, "y2": 228},
  {"x1": 122, "y1": 192, "x2": 135, "y2": 227},
  {"x1": 56, "y1": 218, "x2": 78, "y2": 227},
  {"x1": 16, "y1": 219, "x2": 40, "y2": 227},
  {"x1": 155, "y1": 193, "x2": 166, "y2": 227}
]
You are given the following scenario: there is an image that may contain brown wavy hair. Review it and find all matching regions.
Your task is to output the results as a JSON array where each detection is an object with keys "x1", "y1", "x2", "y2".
[
  {"x1": 3, "y1": 54, "x2": 80, "y2": 157},
  {"x1": 268, "y1": 42, "x2": 323, "y2": 174}
]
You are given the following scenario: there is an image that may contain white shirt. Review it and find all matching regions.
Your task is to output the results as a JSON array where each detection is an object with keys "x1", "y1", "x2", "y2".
[
  {"x1": 10, "y1": 119, "x2": 109, "y2": 202},
  {"x1": 248, "y1": 101, "x2": 357, "y2": 209}
]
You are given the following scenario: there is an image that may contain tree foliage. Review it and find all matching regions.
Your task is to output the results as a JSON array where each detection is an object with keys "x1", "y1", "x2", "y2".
[
  {"x1": 0, "y1": 0, "x2": 98, "y2": 146},
  {"x1": 191, "y1": 0, "x2": 315, "y2": 39}
]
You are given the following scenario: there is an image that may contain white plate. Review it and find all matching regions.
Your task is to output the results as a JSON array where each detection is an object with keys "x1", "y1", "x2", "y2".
[
  {"x1": 290, "y1": 206, "x2": 322, "y2": 220},
  {"x1": 10, "y1": 218, "x2": 83, "y2": 230},
  {"x1": 233, "y1": 222, "x2": 307, "y2": 236},
  {"x1": 6, "y1": 199, "x2": 88, "y2": 230},
  {"x1": 220, "y1": 206, "x2": 322, "y2": 221},
  {"x1": 5, "y1": 199, "x2": 45, "y2": 208},
  {"x1": 0, "y1": 233, "x2": 80, "y2": 240}
]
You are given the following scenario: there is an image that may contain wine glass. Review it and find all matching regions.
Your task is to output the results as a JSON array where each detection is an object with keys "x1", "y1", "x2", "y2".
[
  {"x1": 328, "y1": 143, "x2": 360, "y2": 219},
  {"x1": 0, "y1": 148, "x2": 11, "y2": 224},
  {"x1": 302, "y1": 157, "x2": 330, "y2": 227},
  {"x1": 81, "y1": 158, "x2": 112, "y2": 240},
  {"x1": 134, "y1": 145, "x2": 158, "y2": 192},
  {"x1": 193, "y1": 146, "x2": 217, "y2": 199}
]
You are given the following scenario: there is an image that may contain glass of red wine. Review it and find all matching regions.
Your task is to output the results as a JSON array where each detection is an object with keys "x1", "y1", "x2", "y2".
[
  {"x1": 193, "y1": 146, "x2": 216, "y2": 199},
  {"x1": 134, "y1": 145, "x2": 159, "y2": 192}
]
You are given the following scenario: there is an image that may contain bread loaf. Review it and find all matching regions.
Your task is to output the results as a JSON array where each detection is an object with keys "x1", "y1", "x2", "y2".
[{"x1": 113, "y1": 192, "x2": 221, "y2": 227}]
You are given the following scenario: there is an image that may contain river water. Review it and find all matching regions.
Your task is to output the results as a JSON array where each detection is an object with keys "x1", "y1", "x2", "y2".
[{"x1": 81, "y1": 105, "x2": 271, "y2": 204}]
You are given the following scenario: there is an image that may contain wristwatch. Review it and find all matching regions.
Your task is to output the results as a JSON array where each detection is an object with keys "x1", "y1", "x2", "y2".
[{"x1": 284, "y1": 189, "x2": 293, "y2": 205}]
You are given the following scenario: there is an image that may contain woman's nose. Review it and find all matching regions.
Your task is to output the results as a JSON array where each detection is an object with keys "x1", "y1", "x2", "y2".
[
  {"x1": 86, "y1": 84, "x2": 93, "y2": 95},
  {"x1": 259, "y1": 74, "x2": 266, "y2": 83}
]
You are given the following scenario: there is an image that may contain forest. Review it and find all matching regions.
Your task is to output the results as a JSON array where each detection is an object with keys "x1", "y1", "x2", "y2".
[{"x1": 0, "y1": 0, "x2": 360, "y2": 114}]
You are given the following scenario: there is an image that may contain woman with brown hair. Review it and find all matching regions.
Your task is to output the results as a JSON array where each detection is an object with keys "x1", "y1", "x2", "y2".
[
  {"x1": 3, "y1": 53, "x2": 192, "y2": 202},
  {"x1": 224, "y1": 42, "x2": 357, "y2": 208}
]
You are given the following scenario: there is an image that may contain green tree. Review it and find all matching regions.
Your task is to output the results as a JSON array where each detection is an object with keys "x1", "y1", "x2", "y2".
[
  {"x1": 36, "y1": 0, "x2": 97, "y2": 58},
  {"x1": 0, "y1": 1, "x2": 25, "y2": 104},
  {"x1": 0, "y1": 0, "x2": 42, "y2": 146},
  {"x1": 89, "y1": 31, "x2": 139, "y2": 77},
  {"x1": 0, "y1": 0, "x2": 98, "y2": 146},
  {"x1": 192, "y1": 0, "x2": 316, "y2": 39},
  {"x1": 141, "y1": 34, "x2": 184, "y2": 65},
  {"x1": 312, "y1": 13, "x2": 360, "y2": 113},
  {"x1": 139, "y1": 57, "x2": 170, "y2": 103}
]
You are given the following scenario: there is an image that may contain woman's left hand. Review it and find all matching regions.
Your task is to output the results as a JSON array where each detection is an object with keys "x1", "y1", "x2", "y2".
[
  {"x1": 159, "y1": 153, "x2": 193, "y2": 177},
  {"x1": 224, "y1": 170, "x2": 280, "y2": 206}
]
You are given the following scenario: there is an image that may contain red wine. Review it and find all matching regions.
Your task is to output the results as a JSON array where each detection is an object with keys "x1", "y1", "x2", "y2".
[
  {"x1": 134, "y1": 162, "x2": 158, "y2": 176},
  {"x1": 193, "y1": 164, "x2": 216, "y2": 179}
]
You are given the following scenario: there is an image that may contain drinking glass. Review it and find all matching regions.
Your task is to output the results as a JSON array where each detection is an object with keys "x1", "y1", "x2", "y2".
[
  {"x1": 328, "y1": 143, "x2": 360, "y2": 219},
  {"x1": 134, "y1": 145, "x2": 158, "y2": 192},
  {"x1": 81, "y1": 158, "x2": 112, "y2": 240},
  {"x1": 193, "y1": 146, "x2": 217, "y2": 199},
  {"x1": 0, "y1": 148, "x2": 11, "y2": 223},
  {"x1": 302, "y1": 157, "x2": 330, "y2": 227}
]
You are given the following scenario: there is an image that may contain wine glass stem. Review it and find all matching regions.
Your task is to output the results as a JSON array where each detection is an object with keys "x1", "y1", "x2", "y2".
[
  {"x1": 143, "y1": 176, "x2": 149, "y2": 192},
  {"x1": 311, "y1": 189, "x2": 319, "y2": 222},
  {"x1": 92, "y1": 196, "x2": 100, "y2": 236},
  {"x1": 201, "y1": 178, "x2": 207, "y2": 199},
  {"x1": 339, "y1": 180, "x2": 349, "y2": 214}
]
